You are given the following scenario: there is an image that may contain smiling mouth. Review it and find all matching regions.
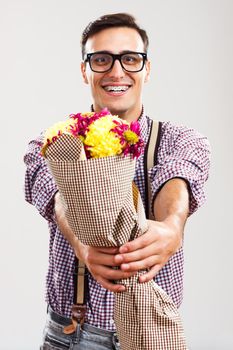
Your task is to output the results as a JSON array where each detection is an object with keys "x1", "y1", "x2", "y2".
[{"x1": 102, "y1": 85, "x2": 131, "y2": 93}]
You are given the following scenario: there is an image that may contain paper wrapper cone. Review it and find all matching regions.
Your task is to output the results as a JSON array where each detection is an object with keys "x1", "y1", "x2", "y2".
[
  {"x1": 45, "y1": 134, "x2": 137, "y2": 246},
  {"x1": 45, "y1": 134, "x2": 188, "y2": 350},
  {"x1": 115, "y1": 266, "x2": 187, "y2": 349}
]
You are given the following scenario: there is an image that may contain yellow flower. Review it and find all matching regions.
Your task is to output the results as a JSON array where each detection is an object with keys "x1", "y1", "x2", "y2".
[
  {"x1": 84, "y1": 116, "x2": 123, "y2": 158},
  {"x1": 41, "y1": 118, "x2": 76, "y2": 155},
  {"x1": 124, "y1": 130, "x2": 139, "y2": 144}
]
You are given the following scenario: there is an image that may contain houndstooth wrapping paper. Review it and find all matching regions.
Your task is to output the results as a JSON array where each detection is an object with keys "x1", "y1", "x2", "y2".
[
  {"x1": 46, "y1": 134, "x2": 137, "y2": 246},
  {"x1": 45, "y1": 134, "x2": 188, "y2": 349},
  {"x1": 115, "y1": 267, "x2": 187, "y2": 349}
]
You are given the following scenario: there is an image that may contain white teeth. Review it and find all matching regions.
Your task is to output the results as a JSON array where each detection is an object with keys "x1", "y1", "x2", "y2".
[{"x1": 104, "y1": 85, "x2": 129, "y2": 92}]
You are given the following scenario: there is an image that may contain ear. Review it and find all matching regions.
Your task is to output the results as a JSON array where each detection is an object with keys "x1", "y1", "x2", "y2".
[
  {"x1": 144, "y1": 60, "x2": 151, "y2": 83},
  {"x1": 81, "y1": 62, "x2": 89, "y2": 84}
]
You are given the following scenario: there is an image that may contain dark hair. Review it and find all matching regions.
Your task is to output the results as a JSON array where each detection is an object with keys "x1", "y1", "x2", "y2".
[{"x1": 81, "y1": 13, "x2": 149, "y2": 59}]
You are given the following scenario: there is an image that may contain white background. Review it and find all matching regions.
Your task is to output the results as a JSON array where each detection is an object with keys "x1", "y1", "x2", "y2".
[{"x1": 0, "y1": 0, "x2": 232, "y2": 349}]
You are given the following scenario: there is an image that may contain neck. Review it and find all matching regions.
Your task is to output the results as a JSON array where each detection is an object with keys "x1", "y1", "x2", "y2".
[{"x1": 91, "y1": 104, "x2": 144, "y2": 122}]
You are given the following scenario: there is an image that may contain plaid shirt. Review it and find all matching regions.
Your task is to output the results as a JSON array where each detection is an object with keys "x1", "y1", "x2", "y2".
[{"x1": 24, "y1": 112, "x2": 210, "y2": 331}]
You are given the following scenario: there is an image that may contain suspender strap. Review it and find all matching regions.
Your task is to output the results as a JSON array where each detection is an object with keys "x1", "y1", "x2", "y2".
[
  {"x1": 144, "y1": 120, "x2": 162, "y2": 220},
  {"x1": 73, "y1": 258, "x2": 87, "y2": 305},
  {"x1": 63, "y1": 258, "x2": 88, "y2": 334}
]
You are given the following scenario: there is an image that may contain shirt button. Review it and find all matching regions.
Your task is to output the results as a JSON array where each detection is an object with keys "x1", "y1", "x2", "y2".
[{"x1": 109, "y1": 319, "x2": 115, "y2": 325}]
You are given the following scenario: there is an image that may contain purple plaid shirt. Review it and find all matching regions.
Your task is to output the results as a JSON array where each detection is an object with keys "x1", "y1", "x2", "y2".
[{"x1": 24, "y1": 112, "x2": 210, "y2": 331}]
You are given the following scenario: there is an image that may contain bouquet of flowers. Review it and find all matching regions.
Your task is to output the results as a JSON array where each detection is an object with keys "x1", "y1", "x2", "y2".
[
  {"x1": 42, "y1": 108, "x2": 143, "y2": 159},
  {"x1": 42, "y1": 109, "x2": 147, "y2": 247},
  {"x1": 42, "y1": 108, "x2": 187, "y2": 350}
]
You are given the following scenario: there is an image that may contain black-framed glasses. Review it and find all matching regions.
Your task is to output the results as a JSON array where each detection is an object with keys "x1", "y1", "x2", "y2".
[{"x1": 84, "y1": 51, "x2": 147, "y2": 73}]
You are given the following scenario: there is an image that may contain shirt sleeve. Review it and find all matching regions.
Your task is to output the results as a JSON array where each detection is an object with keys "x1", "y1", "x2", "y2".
[
  {"x1": 149, "y1": 122, "x2": 211, "y2": 216},
  {"x1": 24, "y1": 133, "x2": 58, "y2": 222}
]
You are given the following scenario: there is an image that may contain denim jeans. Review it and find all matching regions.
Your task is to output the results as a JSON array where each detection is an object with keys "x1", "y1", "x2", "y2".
[{"x1": 40, "y1": 307, "x2": 121, "y2": 350}]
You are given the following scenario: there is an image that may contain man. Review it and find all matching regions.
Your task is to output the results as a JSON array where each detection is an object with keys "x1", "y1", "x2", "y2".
[{"x1": 24, "y1": 13, "x2": 210, "y2": 349}]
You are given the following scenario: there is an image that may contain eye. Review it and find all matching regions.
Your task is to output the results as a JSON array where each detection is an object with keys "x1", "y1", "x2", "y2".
[
  {"x1": 91, "y1": 54, "x2": 111, "y2": 66},
  {"x1": 122, "y1": 54, "x2": 141, "y2": 65}
]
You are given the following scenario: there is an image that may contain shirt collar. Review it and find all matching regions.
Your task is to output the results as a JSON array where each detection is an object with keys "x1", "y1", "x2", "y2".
[{"x1": 137, "y1": 106, "x2": 150, "y2": 144}]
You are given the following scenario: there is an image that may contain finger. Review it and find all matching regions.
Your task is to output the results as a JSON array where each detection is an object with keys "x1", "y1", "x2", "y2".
[
  {"x1": 99, "y1": 266, "x2": 137, "y2": 280},
  {"x1": 87, "y1": 251, "x2": 120, "y2": 267},
  {"x1": 96, "y1": 277, "x2": 126, "y2": 293},
  {"x1": 119, "y1": 231, "x2": 158, "y2": 253},
  {"x1": 115, "y1": 243, "x2": 162, "y2": 264},
  {"x1": 120, "y1": 255, "x2": 160, "y2": 272},
  {"x1": 139, "y1": 264, "x2": 162, "y2": 283},
  {"x1": 89, "y1": 264, "x2": 136, "y2": 281},
  {"x1": 92, "y1": 246, "x2": 119, "y2": 254}
]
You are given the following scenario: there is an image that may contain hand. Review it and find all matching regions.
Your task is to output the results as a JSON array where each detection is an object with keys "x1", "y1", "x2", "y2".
[
  {"x1": 74, "y1": 242, "x2": 137, "y2": 293},
  {"x1": 114, "y1": 218, "x2": 183, "y2": 283}
]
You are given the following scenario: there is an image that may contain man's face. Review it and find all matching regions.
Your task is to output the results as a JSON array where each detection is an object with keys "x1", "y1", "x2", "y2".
[{"x1": 81, "y1": 27, "x2": 150, "y2": 121}]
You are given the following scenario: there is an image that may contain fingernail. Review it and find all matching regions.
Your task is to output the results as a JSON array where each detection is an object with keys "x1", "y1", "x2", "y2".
[
  {"x1": 121, "y1": 263, "x2": 129, "y2": 270},
  {"x1": 119, "y1": 246, "x2": 128, "y2": 253},
  {"x1": 139, "y1": 276, "x2": 145, "y2": 283},
  {"x1": 112, "y1": 247, "x2": 119, "y2": 253},
  {"x1": 115, "y1": 254, "x2": 123, "y2": 263}
]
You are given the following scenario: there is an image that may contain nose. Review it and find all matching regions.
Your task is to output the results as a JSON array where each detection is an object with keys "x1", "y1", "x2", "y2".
[{"x1": 108, "y1": 58, "x2": 125, "y2": 78}]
